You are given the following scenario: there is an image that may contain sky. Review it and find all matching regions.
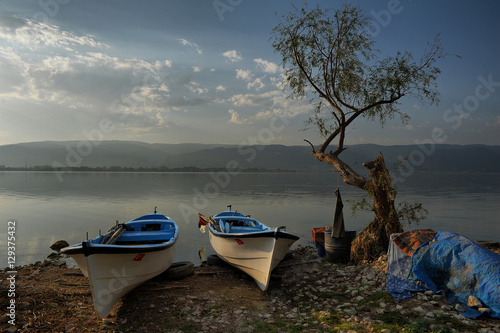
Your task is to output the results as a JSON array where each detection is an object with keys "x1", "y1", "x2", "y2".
[{"x1": 0, "y1": 0, "x2": 499, "y2": 147}]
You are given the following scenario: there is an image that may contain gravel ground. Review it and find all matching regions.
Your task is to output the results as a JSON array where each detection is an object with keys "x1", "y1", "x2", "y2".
[{"x1": 1, "y1": 246, "x2": 500, "y2": 332}]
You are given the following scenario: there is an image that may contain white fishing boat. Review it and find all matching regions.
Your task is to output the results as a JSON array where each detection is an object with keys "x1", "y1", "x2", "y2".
[
  {"x1": 199, "y1": 206, "x2": 299, "y2": 291},
  {"x1": 61, "y1": 208, "x2": 179, "y2": 317}
]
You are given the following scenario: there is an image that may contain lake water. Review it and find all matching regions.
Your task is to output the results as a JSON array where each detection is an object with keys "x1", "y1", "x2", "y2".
[{"x1": 1, "y1": 171, "x2": 499, "y2": 268}]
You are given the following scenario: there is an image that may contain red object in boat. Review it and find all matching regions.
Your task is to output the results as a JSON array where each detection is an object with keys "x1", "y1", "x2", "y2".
[{"x1": 198, "y1": 213, "x2": 209, "y2": 226}]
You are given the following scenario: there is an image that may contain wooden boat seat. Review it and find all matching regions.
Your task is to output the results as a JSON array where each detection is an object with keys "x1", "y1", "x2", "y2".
[
  {"x1": 229, "y1": 226, "x2": 267, "y2": 233},
  {"x1": 115, "y1": 230, "x2": 175, "y2": 243}
]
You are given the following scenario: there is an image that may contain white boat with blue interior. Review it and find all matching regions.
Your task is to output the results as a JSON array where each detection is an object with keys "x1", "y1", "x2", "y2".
[
  {"x1": 199, "y1": 206, "x2": 299, "y2": 291},
  {"x1": 61, "y1": 208, "x2": 178, "y2": 317}
]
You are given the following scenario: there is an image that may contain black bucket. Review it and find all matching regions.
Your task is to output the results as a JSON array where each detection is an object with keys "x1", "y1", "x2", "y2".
[{"x1": 324, "y1": 230, "x2": 356, "y2": 263}]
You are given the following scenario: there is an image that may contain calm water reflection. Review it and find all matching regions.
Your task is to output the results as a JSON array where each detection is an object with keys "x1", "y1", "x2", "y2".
[{"x1": 1, "y1": 171, "x2": 499, "y2": 267}]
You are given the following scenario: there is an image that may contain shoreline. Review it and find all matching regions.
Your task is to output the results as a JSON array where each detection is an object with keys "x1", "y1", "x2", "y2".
[{"x1": 2, "y1": 247, "x2": 500, "y2": 332}]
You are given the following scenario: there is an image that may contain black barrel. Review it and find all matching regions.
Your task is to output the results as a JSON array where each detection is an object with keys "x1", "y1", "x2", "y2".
[{"x1": 324, "y1": 230, "x2": 356, "y2": 263}]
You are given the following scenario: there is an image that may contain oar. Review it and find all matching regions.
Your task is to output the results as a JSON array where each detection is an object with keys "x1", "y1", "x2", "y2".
[
  {"x1": 101, "y1": 221, "x2": 119, "y2": 244},
  {"x1": 106, "y1": 224, "x2": 126, "y2": 244},
  {"x1": 208, "y1": 215, "x2": 222, "y2": 232}
]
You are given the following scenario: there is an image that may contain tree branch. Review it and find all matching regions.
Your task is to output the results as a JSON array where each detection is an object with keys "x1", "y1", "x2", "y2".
[{"x1": 303, "y1": 139, "x2": 316, "y2": 153}]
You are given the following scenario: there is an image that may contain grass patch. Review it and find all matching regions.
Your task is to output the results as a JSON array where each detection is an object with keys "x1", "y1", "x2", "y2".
[
  {"x1": 371, "y1": 313, "x2": 472, "y2": 333},
  {"x1": 358, "y1": 290, "x2": 394, "y2": 307},
  {"x1": 174, "y1": 323, "x2": 198, "y2": 332},
  {"x1": 377, "y1": 310, "x2": 408, "y2": 326},
  {"x1": 315, "y1": 290, "x2": 348, "y2": 299},
  {"x1": 314, "y1": 310, "x2": 343, "y2": 325},
  {"x1": 433, "y1": 313, "x2": 478, "y2": 332},
  {"x1": 243, "y1": 318, "x2": 303, "y2": 333}
]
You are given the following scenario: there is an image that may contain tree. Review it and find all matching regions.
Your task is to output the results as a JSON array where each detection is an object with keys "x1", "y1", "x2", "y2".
[{"x1": 271, "y1": 3, "x2": 444, "y2": 261}]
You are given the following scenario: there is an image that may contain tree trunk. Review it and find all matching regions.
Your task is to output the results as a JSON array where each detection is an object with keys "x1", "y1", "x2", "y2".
[
  {"x1": 311, "y1": 149, "x2": 403, "y2": 262},
  {"x1": 350, "y1": 153, "x2": 403, "y2": 262}
]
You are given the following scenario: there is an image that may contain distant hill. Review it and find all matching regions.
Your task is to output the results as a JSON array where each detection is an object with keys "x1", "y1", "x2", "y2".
[{"x1": 0, "y1": 140, "x2": 499, "y2": 173}]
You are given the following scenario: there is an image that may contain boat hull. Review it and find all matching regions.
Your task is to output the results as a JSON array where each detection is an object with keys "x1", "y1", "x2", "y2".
[
  {"x1": 61, "y1": 213, "x2": 178, "y2": 317},
  {"x1": 69, "y1": 245, "x2": 175, "y2": 317},
  {"x1": 209, "y1": 228, "x2": 298, "y2": 291}
]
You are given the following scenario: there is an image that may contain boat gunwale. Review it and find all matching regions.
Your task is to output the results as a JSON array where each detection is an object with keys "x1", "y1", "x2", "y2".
[
  {"x1": 61, "y1": 214, "x2": 179, "y2": 256},
  {"x1": 208, "y1": 224, "x2": 299, "y2": 240},
  {"x1": 61, "y1": 238, "x2": 177, "y2": 255}
]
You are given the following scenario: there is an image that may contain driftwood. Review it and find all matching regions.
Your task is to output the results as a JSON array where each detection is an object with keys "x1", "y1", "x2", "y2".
[
  {"x1": 275, "y1": 259, "x2": 320, "y2": 268},
  {"x1": 145, "y1": 285, "x2": 189, "y2": 291},
  {"x1": 59, "y1": 283, "x2": 89, "y2": 287}
]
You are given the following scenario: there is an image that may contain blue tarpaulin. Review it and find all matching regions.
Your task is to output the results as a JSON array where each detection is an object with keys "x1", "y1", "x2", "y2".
[
  {"x1": 387, "y1": 233, "x2": 428, "y2": 302},
  {"x1": 410, "y1": 231, "x2": 500, "y2": 319}
]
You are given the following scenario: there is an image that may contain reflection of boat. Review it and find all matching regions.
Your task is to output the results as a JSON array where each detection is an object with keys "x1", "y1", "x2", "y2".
[
  {"x1": 199, "y1": 206, "x2": 299, "y2": 291},
  {"x1": 61, "y1": 209, "x2": 179, "y2": 317}
]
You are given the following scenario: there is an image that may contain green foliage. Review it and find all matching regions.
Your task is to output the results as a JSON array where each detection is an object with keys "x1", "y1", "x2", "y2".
[
  {"x1": 397, "y1": 201, "x2": 429, "y2": 225},
  {"x1": 271, "y1": 2, "x2": 445, "y2": 145},
  {"x1": 350, "y1": 195, "x2": 374, "y2": 217},
  {"x1": 350, "y1": 191, "x2": 428, "y2": 226}
]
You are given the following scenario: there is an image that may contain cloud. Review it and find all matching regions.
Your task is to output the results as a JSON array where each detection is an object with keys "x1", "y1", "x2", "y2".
[
  {"x1": 188, "y1": 81, "x2": 209, "y2": 95},
  {"x1": 178, "y1": 38, "x2": 202, "y2": 54},
  {"x1": 165, "y1": 95, "x2": 208, "y2": 107},
  {"x1": 235, "y1": 69, "x2": 265, "y2": 91},
  {"x1": 4, "y1": 51, "x2": 173, "y2": 106},
  {"x1": 486, "y1": 115, "x2": 500, "y2": 128},
  {"x1": 230, "y1": 91, "x2": 275, "y2": 108},
  {"x1": 222, "y1": 50, "x2": 242, "y2": 62},
  {"x1": 247, "y1": 77, "x2": 265, "y2": 91},
  {"x1": 0, "y1": 47, "x2": 27, "y2": 93},
  {"x1": 236, "y1": 69, "x2": 253, "y2": 81},
  {"x1": 227, "y1": 90, "x2": 313, "y2": 124},
  {"x1": 254, "y1": 58, "x2": 279, "y2": 74},
  {"x1": 228, "y1": 109, "x2": 245, "y2": 124},
  {"x1": 216, "y1": 85, "x2": 226, "y2": 92},
  {"x1": 0, "y1": 15, "x2": 108, "y2": 50}
]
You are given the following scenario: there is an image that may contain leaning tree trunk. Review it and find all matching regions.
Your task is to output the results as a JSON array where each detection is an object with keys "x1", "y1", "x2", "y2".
[
  {"x1": 350, "y1": 153, "x2": 403, "y2": 262},
  {"x1": 311, "y1": 148, "x2": 403, "y2": 263}
]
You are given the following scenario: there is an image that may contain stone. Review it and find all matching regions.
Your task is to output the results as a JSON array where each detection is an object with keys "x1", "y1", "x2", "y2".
[
  {"x1": 425, "y1": 311, "x2": 435, "y2": 318},
  {"x1": 467, "y1": 295, "x2": 482, "y2": 308},
  {"x1": 441, "y1": 305, "x2": 453, "y2": 311},
  {"x1": 46, "y1": 252, "x2": 61, "y2": 260},
  {"x1": 413, "y1": 306, "x2": 425, "y2": 313},
  {"x1": 454, "y1": 304, "x2": 465, "y2": 312},
  {"x1": 50, "y1": 240, "x2": 69, "y2": 252},
  {"x1": 52, "y1": 260, "x2": 66, "y2": 266}
]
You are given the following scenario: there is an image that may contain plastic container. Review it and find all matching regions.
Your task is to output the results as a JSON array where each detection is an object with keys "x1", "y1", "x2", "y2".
[{"x1": 312, "y1": 227, "x2": 327, "y2": 258}]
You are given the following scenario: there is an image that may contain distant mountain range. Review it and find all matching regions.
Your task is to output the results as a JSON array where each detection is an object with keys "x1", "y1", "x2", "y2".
[{"x1": 1, "y1": 140, "x2": 499, "y2": 174}]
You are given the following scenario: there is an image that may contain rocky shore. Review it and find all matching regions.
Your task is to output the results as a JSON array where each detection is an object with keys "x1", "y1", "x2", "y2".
[{"x1": 2, "y1": 246, "x2": 500, "y2": 332}]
